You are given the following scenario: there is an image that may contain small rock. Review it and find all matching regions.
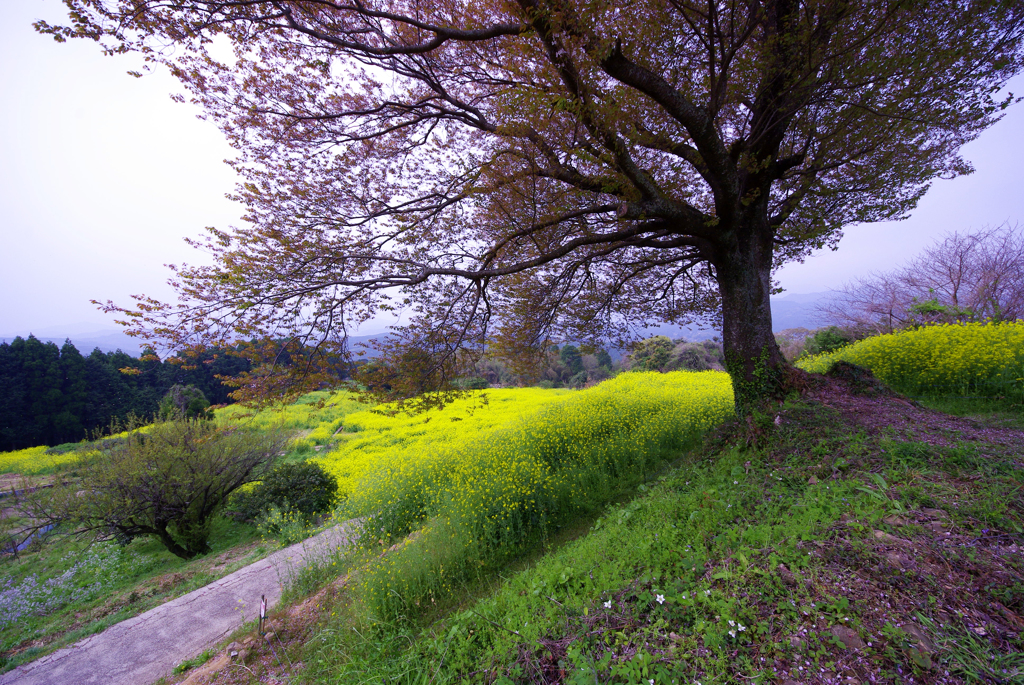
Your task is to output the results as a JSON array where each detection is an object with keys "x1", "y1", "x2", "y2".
[
  {"x1": 777, "y1": 564, "x2": 798, "y2": 587},
  {"x1": 226, "y1": 641, "x2": 241, "y2": 653},
  {"x1": 789, "y1": 635, "x2": 805, "y2": 649},
  {"x1": 872, "y1": 530, "x2": 902, "y2": 544},
  {"x1": 883, "y1": 515, "x2": 908, "y2": 526},
  {"x1": 831, "y1": 625, "x2": 866, "y2": 650},
  {"x1": 901, "y1": 623, "x2": 936, "y2": 652},
  {"x1": 885, "y1": 552, "x2": 908, "y2": 569},
  {"x1": 782, "y1": 680, "x2": 804, "y2": 685},
  {"x1": 808, "y1": 475, "x2": 818, "y2": 485},
  {"x1": 922, "y1": 507, "x2": 949, "y2": 520},
  {"x1": 925, "y1": 521, "x2": 947, "y2": 533}
]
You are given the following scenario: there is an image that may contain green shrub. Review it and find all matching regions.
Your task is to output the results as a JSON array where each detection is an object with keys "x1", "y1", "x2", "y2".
[
  {"x1": 453, "y1": 376, "x2": 490, "y2": 390},
  {"x1": 28, "y1": 420, "x2": 285, "y2": 559},
  {"x1": 229, "y1": 460, "x2": 338, "y2": 523},
  {"x1": 804, "y1": 326, "x2": 854, "y2": 356},
  {"x1": 158, "y1": 385, "x2": 214, "y2": 421}
]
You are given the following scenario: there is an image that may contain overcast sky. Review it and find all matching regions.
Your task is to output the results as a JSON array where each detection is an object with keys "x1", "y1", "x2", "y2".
[{"x1": 2, "y1": 0, "x2": 1023, "y2": 340}]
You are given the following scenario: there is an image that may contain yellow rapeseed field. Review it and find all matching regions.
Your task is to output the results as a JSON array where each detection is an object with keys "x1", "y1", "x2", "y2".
[
  {"x1": 797, "y1": 321, "x2": 1024, "y2": 399},
  {"x1": 216, "y1": 389, "x2": 366, "y2": 432},
  {"x1": 0, "y1": 446, "x2": 102, "y2": 475},
  {"x1": 314, "y1": 371, "x2": 735, "y2": 618}
]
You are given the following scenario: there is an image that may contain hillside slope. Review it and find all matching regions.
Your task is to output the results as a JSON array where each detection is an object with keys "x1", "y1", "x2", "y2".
[{"x1": 165, "y1": 370, "x2": 1024, "y2": 685}]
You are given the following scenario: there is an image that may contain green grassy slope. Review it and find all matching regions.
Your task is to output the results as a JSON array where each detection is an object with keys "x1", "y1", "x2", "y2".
[{"x1": 287, "y1": 372, "x2": 1024, "y2": 685}]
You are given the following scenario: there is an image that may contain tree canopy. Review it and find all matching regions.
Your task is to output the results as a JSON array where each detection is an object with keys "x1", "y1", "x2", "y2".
[
  {"x1": 25, "y1": 420, "x2": 285, "y2": 559},
  {"x1": 43, "y1": 0, "x2": 1024, "y2": 410}
]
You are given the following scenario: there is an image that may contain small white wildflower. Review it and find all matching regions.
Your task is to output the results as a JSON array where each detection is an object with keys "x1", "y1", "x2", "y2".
[
  {"x1": 728, "y1": 620, "x2": 735, "y2": 626},
  {"x1": 656, "y1": 594, "x2": 665, "y2": 604},
  {"x1": 738, "y1": 624, "x2": 746, "y2": 632},
  {"x1": 604, "y1": 600, "x2": 612, "y2": 609},
  {"x1": 704, "y1": 589, "x2": 711, "y2": 596},
  {"x1": 734, "y1": 480, "x2": 738, "y2": 485},
  {"x1": 728, "y1": 629, "x2": 736, "y2": 637}
]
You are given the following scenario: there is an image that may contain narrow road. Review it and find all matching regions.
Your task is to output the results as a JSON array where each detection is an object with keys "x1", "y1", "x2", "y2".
[{"x1": 0, "y1": 521, "x2": 360, "y2": 685}]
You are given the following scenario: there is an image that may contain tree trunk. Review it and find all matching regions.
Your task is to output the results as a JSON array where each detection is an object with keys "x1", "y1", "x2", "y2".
[
  {"x1": 714, "y1": 219, "x2": 789, "y2": 414},
  {"x1": 153, "y1": 523, "x2": 196, "y2": 560}
]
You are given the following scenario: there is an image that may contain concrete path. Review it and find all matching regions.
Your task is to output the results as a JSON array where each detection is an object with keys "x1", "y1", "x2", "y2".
[{"x1": 0, "y1": 521, "x2": 360, "y2": 685}]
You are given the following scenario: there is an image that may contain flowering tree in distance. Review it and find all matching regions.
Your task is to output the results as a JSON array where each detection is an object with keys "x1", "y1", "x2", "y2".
[{"x1": 41, "y1": 0, "x2": 1024, "y2": 411}]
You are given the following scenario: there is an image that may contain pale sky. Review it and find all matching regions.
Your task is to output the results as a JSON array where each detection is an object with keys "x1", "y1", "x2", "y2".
[{"x1": 2, "y1": 0, "x2": 1022, "y2": 338}]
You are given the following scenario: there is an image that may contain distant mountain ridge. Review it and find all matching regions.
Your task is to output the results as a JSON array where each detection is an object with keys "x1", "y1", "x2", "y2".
[
  {"x1": 0, "y1": 326, "x2": 391, "y2": 358},
  {"x1": 770, "y1": 291, "x2": 828, "y2": 331},
  {"x1": 0, "y1": 325, "x2": 143, "y2": 356},
  {"x1": 2, "y1": 294, "x2": 828, "y2": 357}
]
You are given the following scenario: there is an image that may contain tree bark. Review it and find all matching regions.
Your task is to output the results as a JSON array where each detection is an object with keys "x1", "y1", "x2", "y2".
[
  {"x1": 152, "y1": 523, "x2": 195, "y2": 560},
  {"x1": 714, "y1": 218, "x2": 789, "y2": 413}
]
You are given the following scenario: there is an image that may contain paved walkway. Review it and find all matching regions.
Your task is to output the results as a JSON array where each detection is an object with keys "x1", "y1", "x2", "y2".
[{"x1": 0, "y1": 521, "x2": 360, "y2": 685}]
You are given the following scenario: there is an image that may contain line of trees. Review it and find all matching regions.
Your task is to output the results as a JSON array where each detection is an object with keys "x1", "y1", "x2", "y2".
[
  {"x1": 0, "y1": 336, "x2": 251, "y2": 451},
  {"x1": 818, "y1": 224, "x2": 1024, "y2": 334}
]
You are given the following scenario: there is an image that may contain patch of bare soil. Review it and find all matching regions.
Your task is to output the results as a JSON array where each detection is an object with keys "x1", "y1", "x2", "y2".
[
  {"x1": 165, "y1": 575, "x2": 352, "y2": 685},
  {"x1": 805, "y1": 375, "x2": 1024, "y2": 451}
]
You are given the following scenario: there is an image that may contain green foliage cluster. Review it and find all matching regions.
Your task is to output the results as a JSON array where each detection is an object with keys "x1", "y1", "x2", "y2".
[
  {"x1": 627, "y1": 336, "x2": 726, "y2": 373},
  {"x1": 158, "y1": 384, "x2": 213, "y2": 421},
  {"x1": 28, "y1": 420, "x2": 286, "y2": 559},
  {"x1": 537, "y1": 345, "x2": 616, "y2": 388},
  {"x1": 228, "y1": 461, "x2": 338, "y2": 524},
  {"x1": 803, "y1": 326, "x2": 856, "y2": 356},
  {"x1": 629, "y1": 336, "x2": 675, "y2": 372}
]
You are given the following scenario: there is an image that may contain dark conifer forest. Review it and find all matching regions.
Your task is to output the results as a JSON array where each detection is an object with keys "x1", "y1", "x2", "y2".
[{"x1": 0, "y1": 336, "x2": 250, "y2": 450}]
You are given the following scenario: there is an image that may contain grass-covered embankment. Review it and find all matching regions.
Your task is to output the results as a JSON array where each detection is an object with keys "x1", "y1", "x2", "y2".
[
  {"x1": 316, "y1": 372, "x2": 734, "y2": 622},
  {"x1": 798, "y1": 321, "x2": 1024, "y2": 403},
  {"x1": 228, "y1": 370, "x2": 1024, "y2": 685}
]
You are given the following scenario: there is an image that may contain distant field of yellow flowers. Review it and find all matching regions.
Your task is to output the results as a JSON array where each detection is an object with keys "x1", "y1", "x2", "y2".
[
  {"x1": 315, "y1": 371, "x2": 735, "y2": 617},
  {"x1": 797, "y1": 321, "x2": 1024, "y2": 399},
  {"x1": 0, "y1": 446, "x2": 90, "y2": 475},
  {"x1": 216, "y1": 389, "x2": 367, "y2": 432}
]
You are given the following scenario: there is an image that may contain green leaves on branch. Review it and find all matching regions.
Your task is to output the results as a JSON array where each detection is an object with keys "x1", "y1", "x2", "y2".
[{"x1": 27, "y1": 420, "x2": 286, "y2": 559}]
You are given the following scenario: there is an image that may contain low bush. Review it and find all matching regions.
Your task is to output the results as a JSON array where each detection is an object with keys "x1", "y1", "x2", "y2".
[
  {"x1": 228, "y1": 461, "x2": 338, "y2": 524},
  {"x1": 27, "y1": 420, "x2": 286, "y2": 559}
]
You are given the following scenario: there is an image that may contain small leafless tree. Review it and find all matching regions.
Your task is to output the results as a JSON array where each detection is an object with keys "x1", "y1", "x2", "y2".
[{"x1": 818, "y1": 224, "x2": 1024, "y2": 333}]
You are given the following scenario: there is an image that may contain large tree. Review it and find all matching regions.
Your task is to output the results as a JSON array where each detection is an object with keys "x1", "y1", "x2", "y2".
[{"x1": 42, "y1": 0, "x2": 1024, "y2": 410}]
